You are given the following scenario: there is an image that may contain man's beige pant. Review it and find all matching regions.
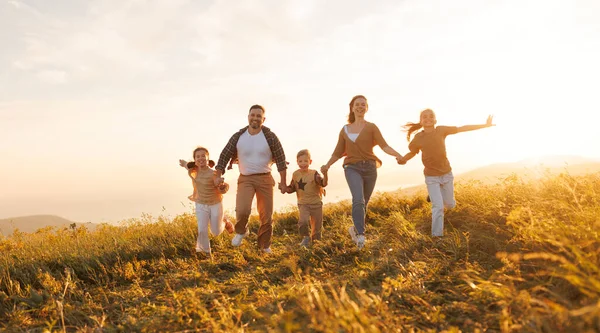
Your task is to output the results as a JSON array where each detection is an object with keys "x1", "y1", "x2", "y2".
[
  {"x1": 235, "y1": 174, "x2": 275, "y2": 249},
  {"x1": 298, "y1": 203, "x2": 323, "y2": 241}
]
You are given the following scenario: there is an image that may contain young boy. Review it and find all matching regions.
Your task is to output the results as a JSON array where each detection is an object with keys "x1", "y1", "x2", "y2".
[{"x1": 286, "y1": 149, "x2": 328, "y2": 247}]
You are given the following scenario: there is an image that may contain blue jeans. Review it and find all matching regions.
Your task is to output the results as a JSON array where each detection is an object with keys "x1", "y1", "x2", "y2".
[{"x1": 344, "y1": 160, "x2": 378, "y2": 235}]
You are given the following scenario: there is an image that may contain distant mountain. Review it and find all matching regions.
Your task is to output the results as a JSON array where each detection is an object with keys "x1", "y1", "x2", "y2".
[
  {"x1": 395, "y1": 155, "x2": 600, "y2": 197},
  {"x1": 0, "y1": 215, "x2": 97, "y2": 236}
]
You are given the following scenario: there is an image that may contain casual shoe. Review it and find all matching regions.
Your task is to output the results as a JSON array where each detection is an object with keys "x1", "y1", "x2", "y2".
[
  {"x1": 426, "y1": 195, "x2": 431, "y2": 203},
  {"x1": 231, "y1": 230, "x2": 249, "y2": 247},
  {"x1": 195, "y1": 247, "x2": 211, "y2": 254},
  {"x1": 348, "y1": 226, "x2": 358, "y2": 244},
  {"x1": 299, "y1": 236, "x2": 311, "y2": 248},
  {"x1": 224, "y1": 218, "x2": 234, "y2": 234},
  {"x1": 262, "y1": 247, "x2": 272, "y2": 254},
  {"x1": 357, "y1": 235, "x2": 365, "y2": 250}
]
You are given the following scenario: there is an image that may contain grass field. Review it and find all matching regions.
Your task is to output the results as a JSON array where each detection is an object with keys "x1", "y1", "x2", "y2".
[{"x1": 1, "y1": 172, "x2": 599, "y2": 332}]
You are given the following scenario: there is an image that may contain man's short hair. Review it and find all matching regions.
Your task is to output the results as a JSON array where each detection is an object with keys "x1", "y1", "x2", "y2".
[{"x1": 249, "y1": 104, "x2": 265, "y2": 113}]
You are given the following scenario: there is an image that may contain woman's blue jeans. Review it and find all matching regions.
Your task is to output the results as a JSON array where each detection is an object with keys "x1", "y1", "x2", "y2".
[{"x1": 344, "y1": 160, "x2": 378, "y2": 235}]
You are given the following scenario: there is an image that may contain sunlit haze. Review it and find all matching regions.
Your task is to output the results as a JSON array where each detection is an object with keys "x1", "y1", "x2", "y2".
[{"x1": 2, "y1": 0, "x2": 599, "y2": 223}]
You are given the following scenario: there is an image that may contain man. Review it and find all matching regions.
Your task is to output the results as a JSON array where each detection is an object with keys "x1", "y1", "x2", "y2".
[{"x1": 214, "y1": 104, "x2": 288, "y2": 253}]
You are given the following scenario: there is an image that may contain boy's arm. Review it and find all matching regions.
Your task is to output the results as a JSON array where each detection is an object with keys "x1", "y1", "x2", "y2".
[
  {"x1": 317, "y1": 170, "x2": 328, "y2": 187},
  {"x1": 457, "y1": 115, "x2": 495, "y2": 133},
  {"x1": 286, "y1": 179, "x2": 297, "y2": 194}
]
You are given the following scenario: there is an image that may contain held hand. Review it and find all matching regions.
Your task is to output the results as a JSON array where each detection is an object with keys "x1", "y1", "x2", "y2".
[
  {"x1": 320, "y1": 165, "x2": 329, "y2": 174},
  {"x1": 214, "y1": 177, "x2": 224, "y2": 187},
  {"x1": 397, "y1": 156, "x2": 407, "y2": 165},
  {"x1": 278, "y1": 182, "x2": 287, "y2": 194},
  {"x1": 179, "y1": 159, "x2": 187, "y2": 168},
  {"x1": 217, "y1": 182, "x2": 228, "y2": 194},
  {"x1": 486, "y1": 115, "x2": 495, "y2": 127}
]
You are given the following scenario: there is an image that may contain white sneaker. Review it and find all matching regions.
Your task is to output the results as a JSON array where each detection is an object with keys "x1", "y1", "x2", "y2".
[
  {"x1": 299, "y1": 236, "x2": 310, "y2": 248},
  {"x1": 262, "y1": 247, "x2": 272, "y2": 254},
  {"x1": 357, "y1": 235, "x2": 365, "y2": 250},
  {"x1": 231, "y1": 230, "x2": 249, "y2": 247},
  {"x1": 348, "y1": 226, "x2": 358, "y2": 244}
]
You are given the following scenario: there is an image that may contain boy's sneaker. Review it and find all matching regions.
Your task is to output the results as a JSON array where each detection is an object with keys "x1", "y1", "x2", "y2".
[
  {"x1": 356, "y1": 235, "x2": 365, "y2": 250},
  {"x1": 231, "y1": 229, "x2": 249, "y2": 247},
  {"x1": 262, "y1": 247, "x2": 272, "y2": 254},
  {"x1": 348, "y1": 226, "x2": 358, "y2": 244},
  {"x1": 299, "y1": 236, "x2": 311, "y2": 248}
]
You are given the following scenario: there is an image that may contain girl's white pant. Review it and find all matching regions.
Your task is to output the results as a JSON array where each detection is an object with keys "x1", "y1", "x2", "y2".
[
  {"x1": 425, "y1": 172, "x2": 456, "y2": 236},
  {"x1": 194, "y1": 202, "x2": 225, "y2": 253}
]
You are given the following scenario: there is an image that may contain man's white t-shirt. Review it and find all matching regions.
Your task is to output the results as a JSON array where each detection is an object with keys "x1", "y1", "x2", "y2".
[{"x1": 236, "y1": 129, "x2": 272, "y2": 175}]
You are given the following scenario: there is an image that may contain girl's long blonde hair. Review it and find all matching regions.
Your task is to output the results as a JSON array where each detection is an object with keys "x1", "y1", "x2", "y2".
[{"x1": 402, "y1": 109, "x2": 434, "y2": 141}]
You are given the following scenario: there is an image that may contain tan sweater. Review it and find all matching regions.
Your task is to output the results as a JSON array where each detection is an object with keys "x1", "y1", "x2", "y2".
[
  {"x1": 291, "y1": 169, "x2": 325, "y2": 205},
  {"x1": 408, "y1": 126, "x2": 458, "y2": 176},
  {"x1": 188, "y1": 167, "x2": 227, "y2": 205},
  {"x1": 331, "y1": 122, "x2": 389, "y2": 167}
]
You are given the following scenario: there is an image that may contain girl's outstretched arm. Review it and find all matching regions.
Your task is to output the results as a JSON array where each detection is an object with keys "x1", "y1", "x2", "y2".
[
  {"x1": 457, "y1": 115, "x2": 495, "y2": 133},
  {"x1": 179, "y1": 159, "x2": 190, "y2": 170}
]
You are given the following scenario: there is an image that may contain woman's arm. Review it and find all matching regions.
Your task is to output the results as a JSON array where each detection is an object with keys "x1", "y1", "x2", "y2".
[
  {"x1": 322, "y1": 130, "x2": 345, "y2": 173},
  {"x1": 381, "y1": 146, "x2": 403, "y2": 159},
  {"x1": 457, "y1": 115, "x2": 495, "y2": 133}
]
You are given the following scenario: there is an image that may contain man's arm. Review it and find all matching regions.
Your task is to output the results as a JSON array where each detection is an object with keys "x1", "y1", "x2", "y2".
[
  {"x1": 267, "y1": 130, "x2": 288, "y2": 173},
  {"x1": 278, "y1": 170, "x2": 288, "y2": 194},
  {"x1": 214, "y1": 131, "x2": 241, "y2": 184}
]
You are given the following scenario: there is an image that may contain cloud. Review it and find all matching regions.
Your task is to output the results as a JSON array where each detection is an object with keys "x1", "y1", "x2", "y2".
[{"x1": 36, "y1": 69, "x2": 67, "y2": 84}]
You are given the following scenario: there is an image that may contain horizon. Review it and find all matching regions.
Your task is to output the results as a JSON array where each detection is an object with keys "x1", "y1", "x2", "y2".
[
  {"x1": 2, "y1": 153, "x2": 599, "y2": 224},
  {"x1": 2, "y1": 0, "x2": 600, "y2": 223}
]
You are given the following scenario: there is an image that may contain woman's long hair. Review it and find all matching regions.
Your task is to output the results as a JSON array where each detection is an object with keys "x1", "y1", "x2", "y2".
[{"x1": 347, "y1": 95, "x2": 367, "y2": 124}]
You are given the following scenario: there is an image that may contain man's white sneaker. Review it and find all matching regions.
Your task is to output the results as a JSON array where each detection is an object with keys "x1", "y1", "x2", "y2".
[
  {"x1": 348, "y1": 226, "x2": 358, "y2": 244},
  {"x1": 262, "y1": 247, "x2": 272, "y2": 254},
  {"x1": 231, "y1": 230, "x2": 248, "y2": 247},
  {"x1": 357, "y1": 235, "x2": 365, "y2": 250}
]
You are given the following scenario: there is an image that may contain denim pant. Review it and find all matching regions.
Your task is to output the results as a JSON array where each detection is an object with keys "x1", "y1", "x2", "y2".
[
  {"x1": 344, "y1": 160, "x2": 377, "y2": 235},
  {"x1": 425, "y1": 171, "x2": 456, "y2": 236}
]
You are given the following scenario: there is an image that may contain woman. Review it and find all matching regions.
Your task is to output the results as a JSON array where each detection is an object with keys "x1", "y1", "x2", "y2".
[{"x1": 321, "y1": 95, "x2": 403, "y2": 250}]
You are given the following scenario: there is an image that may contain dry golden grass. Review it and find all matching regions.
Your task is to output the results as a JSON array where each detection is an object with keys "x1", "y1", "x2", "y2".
[{"x1": 1, "y1": 172, "x2": 599, "y2": 332}]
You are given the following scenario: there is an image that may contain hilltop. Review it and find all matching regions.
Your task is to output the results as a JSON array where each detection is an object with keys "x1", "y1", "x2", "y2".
[
  {"x1": 1, "y1": 172, "x2": 599, "y2": 331},
  {"x1": 0, "y1": 215, "x2": 96, "y2": 236},
  {"x1": 394, "y1": 154, "x2": 600, "y2": 197}
]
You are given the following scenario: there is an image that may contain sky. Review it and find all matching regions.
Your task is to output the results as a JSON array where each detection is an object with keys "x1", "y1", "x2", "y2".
[{"x1": 1, "y1": 0, "x2": 599, "y2": 224}]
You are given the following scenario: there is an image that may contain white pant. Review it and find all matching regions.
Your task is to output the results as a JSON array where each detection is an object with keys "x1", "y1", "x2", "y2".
[
  {"x1": 195, "y1": 202, "x2": 225, "y2": 253},
  {"x1": 425, "y1": 172, "x2": 456, "y2": 236}
]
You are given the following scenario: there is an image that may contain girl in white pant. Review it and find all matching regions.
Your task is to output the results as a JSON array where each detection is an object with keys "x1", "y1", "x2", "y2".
[
  {"x1": 179, "y1": 147, "x2": 234, "y2": 254},
  {"x1": 398, "y1": 109, "x2": 495, "y2": 236}
]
